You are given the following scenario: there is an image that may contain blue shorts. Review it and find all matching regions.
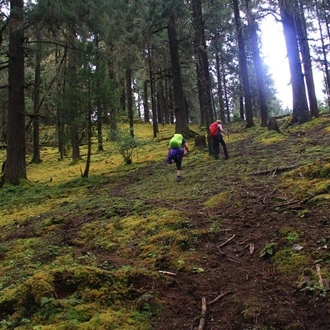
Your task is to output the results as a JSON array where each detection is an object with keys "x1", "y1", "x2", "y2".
[{"x1": 167, "y1": 148, "x2": 184, "y2": 170}]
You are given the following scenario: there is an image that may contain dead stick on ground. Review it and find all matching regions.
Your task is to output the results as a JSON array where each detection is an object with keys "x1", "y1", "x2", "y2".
[
  {"x1": 197, "y1": 297, "x2": 207, "y2": 330},
  {"x1": 158, "y1": 270, "x2": 177, "y2": 277},
  {"x1": 273, "y1": 199, "x2": 300, "y2": 208},
  {"x1": 316, "y1": 264, "x2": 324, "y2": 288},
  {"x1": 219, "y1": 234, "x2": 235, "y2": 248},
  {"x1": 207, "y1": 291, "x2": 232, "y2": 306}
]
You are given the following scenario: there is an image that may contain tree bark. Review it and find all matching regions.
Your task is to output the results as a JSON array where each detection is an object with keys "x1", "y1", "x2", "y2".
[
  {"x1": 156, "y1": 79, "x2": 166, "y2": 125},
  {"x1": 2, "y1": 0, "x2": 27, "y2": 185},
  {"x1": 192, "y1": 0, "x2": 213, "y2": 130},
  {"x1": 215, "y1": 50, "x2": 226, "y2": 124},
  {"x1": 316, "y1": 3, "x2": 330, "y2": 110},
  {"x1": 147, "y1": 46, "x2": 158, "y2": 138},
  {"x1": 126, "y1": 68, "x2": 134, "y2": 137},
  {"x1": 167, "y1": 14, "x2": 189, "y2": 136},
  {"x1": 31, "y1": 27, "x2": 42, "y2": 164},
  {"x1": 95, "y1": 36, "x2": 104, "y2": 152},
  {"x1": 279, "y1": 0, "x2": 311, "y2": 124},
  {"x1": 232, "y1": 0, "x2": 254, "y2": 128},
  {"x1": 143, "y1": 80, "x2": 150, "y2": 123},
  {"x1": 245, "y1": 0, "x2": 268, "y2": 127},
  {"x1": 295, "y1": 0, "x2": 319, "y2": 118}
]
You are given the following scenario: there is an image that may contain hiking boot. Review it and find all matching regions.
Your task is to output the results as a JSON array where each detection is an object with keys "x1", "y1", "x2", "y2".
[{"x1": 176, "y1": 176, "x2": 182, "y2": 182}]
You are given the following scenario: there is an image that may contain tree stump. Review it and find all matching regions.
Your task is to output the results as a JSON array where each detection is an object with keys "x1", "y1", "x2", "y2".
[
  {"x1": 268, "y1": 117, "x2": 280, "y2": 133},
  {"x1": 195, "y1": 135, "x2": 207, "y2": 149}
]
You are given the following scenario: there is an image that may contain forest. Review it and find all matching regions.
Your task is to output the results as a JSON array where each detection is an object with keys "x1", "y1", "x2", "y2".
[
  {"x1": 1, "y1": 0, "x2": 330, "y2": 329},
  {"x1": 0, "y1": 0, "x2": 330, "y2": 185}
]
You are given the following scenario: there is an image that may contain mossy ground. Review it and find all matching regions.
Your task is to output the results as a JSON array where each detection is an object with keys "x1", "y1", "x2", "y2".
[{"x1": 1, "y1": 116, "x2": 330, "y2": 329}]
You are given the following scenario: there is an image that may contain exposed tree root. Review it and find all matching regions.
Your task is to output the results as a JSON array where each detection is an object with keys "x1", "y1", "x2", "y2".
[{"x1": 249, "y1": 164, "x2": 299, "y2": 176}]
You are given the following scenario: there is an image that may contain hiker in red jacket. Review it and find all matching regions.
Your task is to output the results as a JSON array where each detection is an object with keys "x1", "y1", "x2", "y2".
[{"x1": 212, "y1": 120, "x2": 229, "y2": 160}]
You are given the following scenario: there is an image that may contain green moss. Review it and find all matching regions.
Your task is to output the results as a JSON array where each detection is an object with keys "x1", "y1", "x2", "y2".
[
  {"x1": 273, "y1": 249, "x2": 311, "y2": 276},
  {"x1": 203, "y1": 191, "x2": 230, "y2": 208},
  {"x1": 259, "y1": 131, "x2": 287, "y2": 144},
  {"x1": 241, "y1": 297, "x2": 263, "y2": 321}
]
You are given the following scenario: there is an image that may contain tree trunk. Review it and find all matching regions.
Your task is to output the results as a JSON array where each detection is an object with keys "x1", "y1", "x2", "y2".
[
  {"x1": 95, "y1": 36, "x2": 104, "y2": 152},
  {"x1": 82, "y1": 91, "x2": 92, "y2": 178},
  {"x1": 220, "y1": 58, "x2": 231, "y2": 123},
  {"x1": 295, "y1": 0, "x2": 319, "y2": 118},
  {"x1": 147, "y1": 46, "x2": 158, "y2": 138},
  {"x1": 246, "y1": 0, "x2": 268, "y2": 127},
  {"x1": 126, "y1": 68, "x2": 134, "y2": 137},
  {"x1": 66, "y1": 28, "x2": 80, "y2": 161},
  {"x1": 167, "y1": 14, "x2": 189, "y2": 136},
  {"x1": 143, "y1": 80, "x2": 150, "y2": 123},
  {"x1": 2, "y1": 0, "x2": 27, "y2": 185},
  {"x1": 70, "y1": 123, "x2": 80, "y2": 161},
  {"x1": 156, "y1": 79, "x2": 166, "y2": 124},
  {"x1": 279, "y1": 0, "x2": 311, "y2": 124},
  {"x1": 232, "y1": 0, "x2": 254, "y2": 128},
  {"x1": 192, "y1": 0, "x2": 213, "y2": 130},
  {"x1": 31, "y1": 28, "x2": 42, "y2": 164},
  {"x1": 164, "y1": 76, "x2": 171, "y2": 124},
  {"x1": 215, "y1": 51, "x2": 226, "y2": 124},
  {"x1": 316, "y1": 2, "x2": 330, "y2": 110},
  {"x1": 107, "y1": 63, "x2": 118, "y2": 141}
]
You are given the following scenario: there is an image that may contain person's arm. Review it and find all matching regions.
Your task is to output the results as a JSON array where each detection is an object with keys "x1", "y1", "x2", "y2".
[
  {"x1": 219, "y1": 125, "x2": 227, "y2": 135},
  {"x1": 183, "y1": 141, "x2": 189, "y2": 153}
]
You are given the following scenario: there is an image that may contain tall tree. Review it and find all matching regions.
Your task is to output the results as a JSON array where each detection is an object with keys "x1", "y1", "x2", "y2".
[
  {"x1": 167, "y1": 14, "x2": 189, "y2": 136},
  {"x1": 295, "y1": 0, "x2": 319, "y2": 118},
  {"x1": 279, "y1": 0, "x2": 311, "y2": 124},
  {"x1": 232, "y1": 0, "x2": 254, "y2": 128},
  {"x1": 316, "y1": 1, "x2": 330, "y2": 109},
  {"x1": 2, "y1": 0, "x2": 27, "y2": 185},
  {"x1": 31, "y1": 26, "x2": 42, "y2": 164},
  {"x1": 126, "y1": 68, "x2": 134, "y2": 137},
  {"x1": 192, "y1": 0, "x2": 213, "y2": 130},
  {"x1": 245, "y1": 0, "x2": 269, "y2": 127}
]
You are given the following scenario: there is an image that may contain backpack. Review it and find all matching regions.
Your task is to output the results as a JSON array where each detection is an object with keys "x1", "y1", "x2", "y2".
[{"x1": 209, "y1": 122, "x2": 218, "y2": 137}]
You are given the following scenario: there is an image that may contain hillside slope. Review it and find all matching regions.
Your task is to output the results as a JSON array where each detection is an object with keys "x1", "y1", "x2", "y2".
[{"x1": 1, "y1": 117, "x2": 330, "y2": 330}]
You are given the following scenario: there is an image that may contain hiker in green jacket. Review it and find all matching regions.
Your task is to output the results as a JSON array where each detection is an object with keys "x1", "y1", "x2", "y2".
[{"x1": 167, "y1": 133, "x2": 189, "y2": 182}]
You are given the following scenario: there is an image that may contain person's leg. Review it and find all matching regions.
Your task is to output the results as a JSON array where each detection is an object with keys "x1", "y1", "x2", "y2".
[
  {"x1": 219, "y1": 136, "x2": 229, "y2": 159},
  {"x1": 173, "y1": 150, "x2": 183, "y2": 181},
  {"x1": 174, "y1": 159, "x2": 182, "y2": 181},
  {"x1": 212, "y1": 137, "x2": 220, "y2": 159}
]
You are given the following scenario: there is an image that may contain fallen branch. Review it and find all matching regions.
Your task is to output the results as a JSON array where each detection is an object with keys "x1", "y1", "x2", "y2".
[
  {"x1": 258, "y1": 188, "x2": 277, "y2": 203},
  {"x1": 219, "y1": 234, "x2": 235, "y2": 248},
  {"x1": 227, "y1": 257, "x2": 240, "y2": 264},
  {"x1": 249, "y1": 165, "x2": 299, "y2": 176},
  {"x1": 197, "y1": 297, "x2": 207, "y2": 330},
  {"x1": 316, "y1": 264, "x2": 324, "y2": 288},
  {"x1": 207, "y1": 291, "x2": 232, "y2": 306},
  {"x1": 273, "y1": 199, "x2": 300, "y2": 208}
]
